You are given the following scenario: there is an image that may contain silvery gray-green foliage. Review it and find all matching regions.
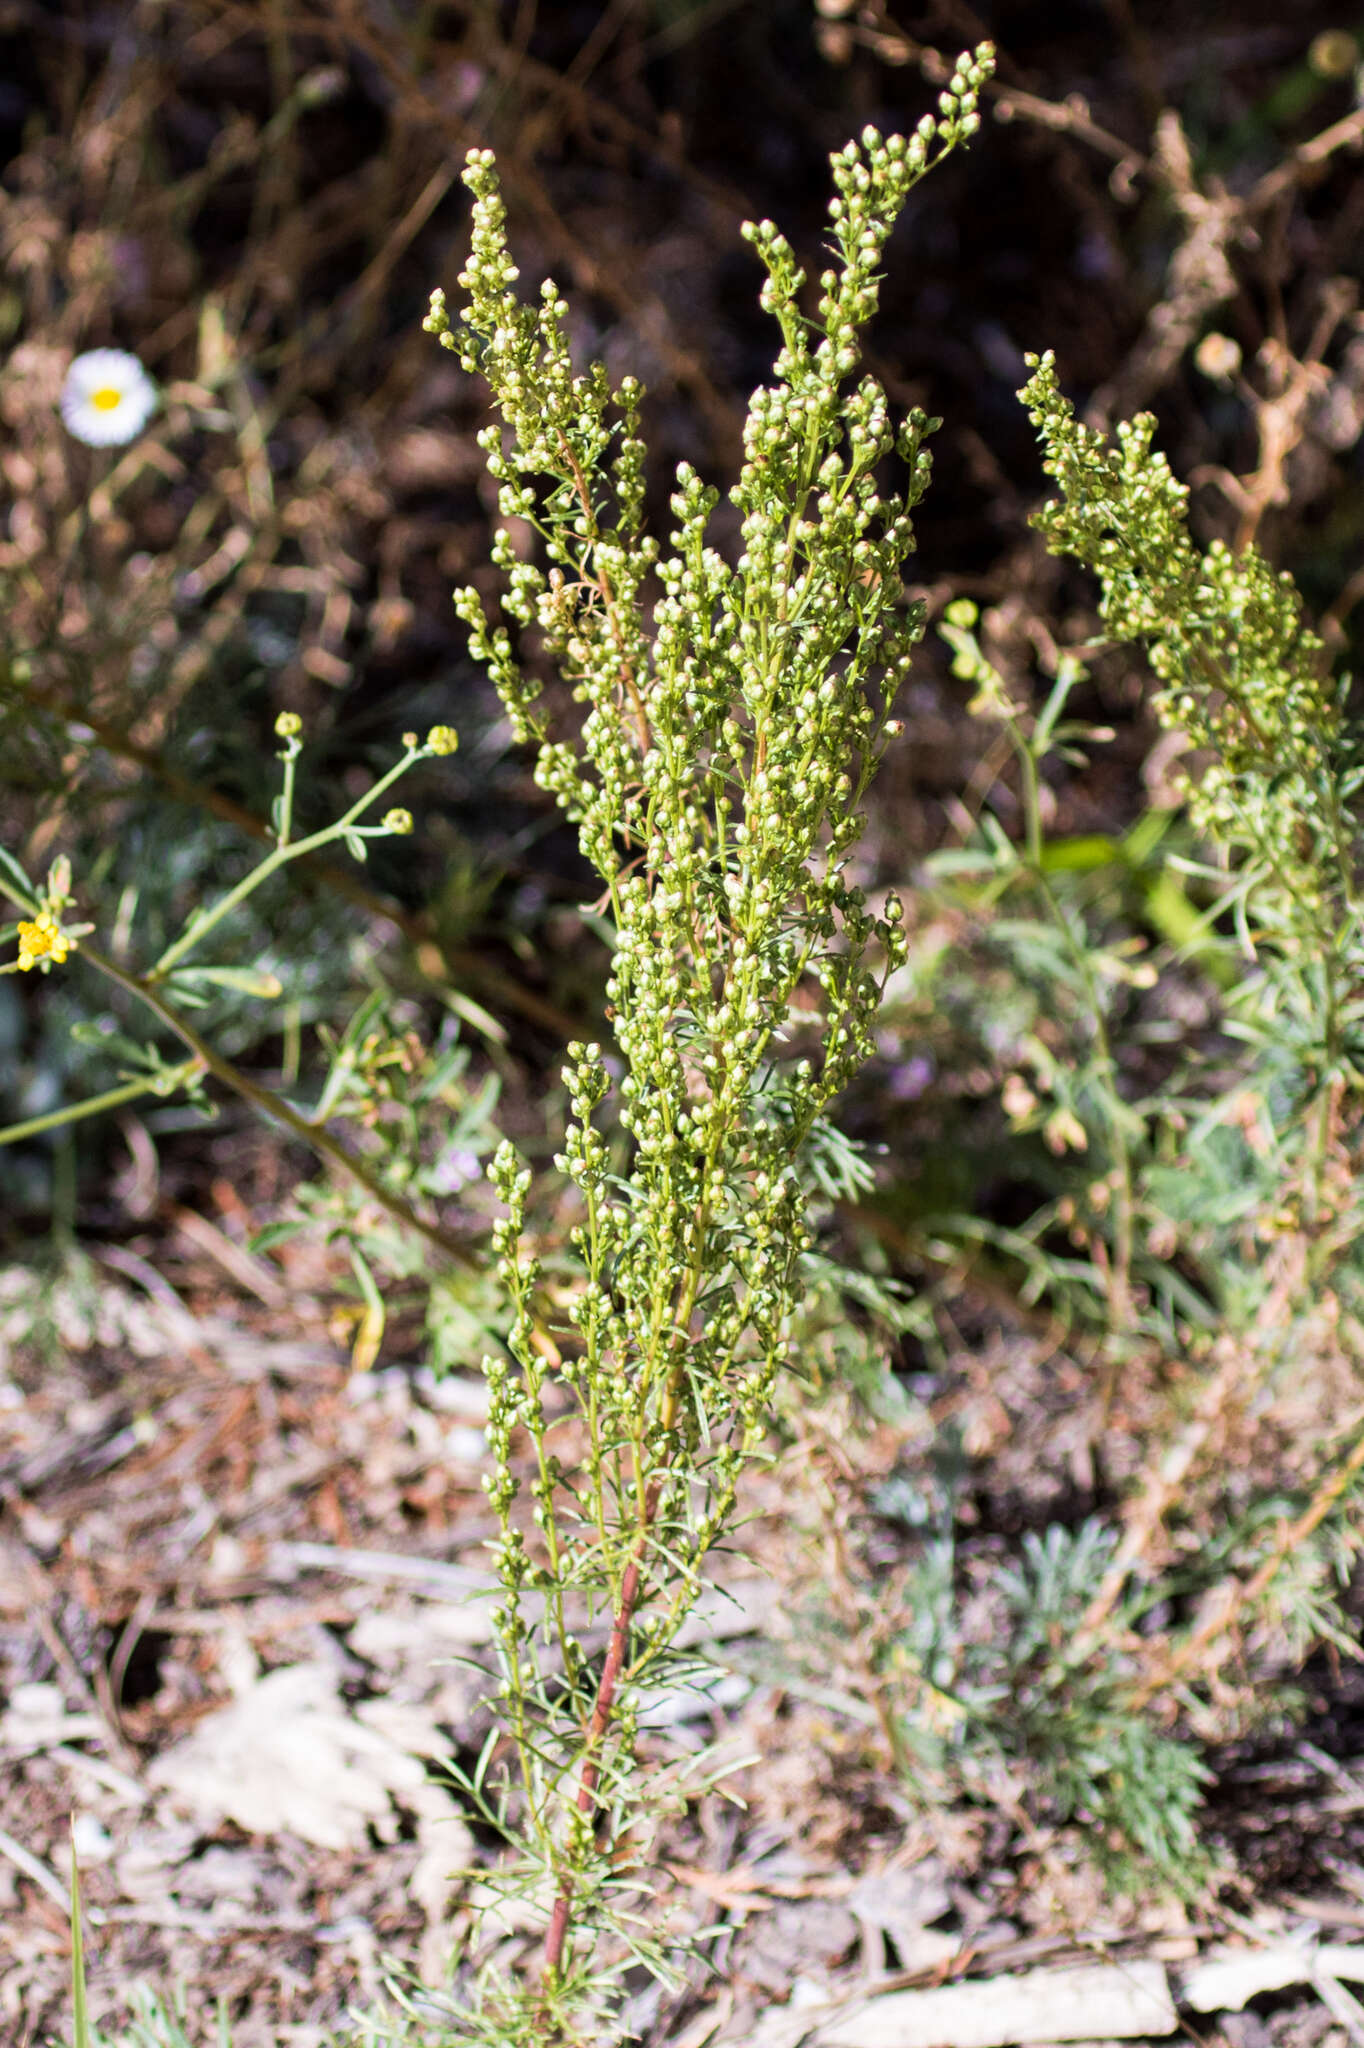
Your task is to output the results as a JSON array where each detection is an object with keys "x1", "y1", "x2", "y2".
[
  {"x1": 881, "y1": 1515, "x2": 1211, "y2": 1895},
  {"x1": 420, "y1": 48, "x2": 994, "y2": 2040}
]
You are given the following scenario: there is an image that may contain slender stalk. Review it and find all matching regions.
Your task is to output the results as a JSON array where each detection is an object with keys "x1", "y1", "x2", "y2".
[
  {"x1": 541, "y1": 1483, "x2": 660, "y2": 1989},
  {"x1": 1009, "y1": 709, "x2": 1136, "y2": 1333},
  {"x1": 20, "y1": 678, "x2": 581, "y2": 1035},
  {"x1": 0, "y1": 1059, "x2": 204, "y2": 1147},
  {"x1": 1130, "y1": 1423, "x2": 1364, "y2": 1707},
  {"x1": 540, "y1": 1301, "x2": 700, "y2": 1990},
  {"x1": 150, "y1": 751, "x2": 416, "y2": 980}
]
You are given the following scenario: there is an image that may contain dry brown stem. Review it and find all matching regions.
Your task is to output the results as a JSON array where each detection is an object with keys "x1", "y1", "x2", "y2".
[
  {"x1": 1076, "y1": 1340, "x2": 1245, "y2": 1640},
  {"x1": 274, "y1": 0, "x2": 743, "y2": 447},
  {"x1": 1194, "y1": 277, "x2": 1357, "y2": 548},
  {"x1": 1130, "y1": 1421, "x2": 1364, "y2": 1709}
]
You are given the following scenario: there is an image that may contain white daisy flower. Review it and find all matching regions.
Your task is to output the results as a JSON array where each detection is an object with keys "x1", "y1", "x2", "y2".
[{"x1": 59, "y1": 348, "x2": 158, "y2": 447}]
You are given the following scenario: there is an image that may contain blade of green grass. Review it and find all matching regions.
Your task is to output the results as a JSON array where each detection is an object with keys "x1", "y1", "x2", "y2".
[{"x1": 70, "y1": 1822, "x2": 91, "y2": 2048}]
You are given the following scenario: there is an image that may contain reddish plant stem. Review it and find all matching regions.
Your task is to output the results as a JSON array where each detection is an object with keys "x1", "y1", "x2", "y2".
[{"x1": 542, "y1": 1477, "x2": 662, "y2": 1984}]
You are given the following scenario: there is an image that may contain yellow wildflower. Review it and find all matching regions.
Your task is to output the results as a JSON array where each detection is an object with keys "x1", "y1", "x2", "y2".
[{"x1": 17, "y1": 911, "x2": 71, "y2": 971}]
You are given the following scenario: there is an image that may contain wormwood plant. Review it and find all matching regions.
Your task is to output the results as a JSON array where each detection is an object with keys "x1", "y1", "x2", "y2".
[
  {"x1": 869, "y1": 356, "x2": 1364, "y2": 1882},
  {"x1": 932, "y1": 353, "x2": 1364, "y2": 1352},
  {"x1": 415, "y1": 49, "x2": 992, "y2": 2041},
  {"x1": 1015, "y1": 354, "x2": 1364, "y2": 1689},
  {"x1": 997, "y1": 356, "x2": 1364, "y2": 1345},
  {"x1": 1022, "y1": 349, "x2": 1364, "y2": 1229},
  {"x1": 30, "y1": 48, "x2": 1364, "y2": 2047}
]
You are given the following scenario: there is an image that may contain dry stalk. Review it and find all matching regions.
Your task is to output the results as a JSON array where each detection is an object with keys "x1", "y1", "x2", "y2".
[
  {"x1": 802, "y1": 1413, "x2": 910, "y2": 1773},
  {"x1": 1089, "y1": 109, "x2": 1244, "y2": 423},
  {"x1": 1079, "y1": 1217, "x2": 1330, "y2": 1650},
  {"x1": 1193, "y1": 276, "x2": 1357, "y2": 551},
  {"x1": 1130, "y1": 1419, "x2": 1364, "y2": 1710},
  {"x1": 1248, "y1": 99, "x2": 1364, "y2": 212},
  {"x1": 815, "y1": 5, "x2": 1148, "y2": 189},
  {"x1": 1076, "y1": 1339, "x2": 1245, "y2": 1641},
  {"x1": 271, "y1": 0, "x2": 743, "y2": 445}
]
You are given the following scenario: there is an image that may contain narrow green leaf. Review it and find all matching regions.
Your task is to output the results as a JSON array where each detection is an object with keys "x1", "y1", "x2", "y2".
[
  {"x1": 0, "y1": 843, "x2": 37, "y2": 907},
  {"x1": 249, "y1": 1218, "x2": 305, "y2": 1254},
  {"x1": 69, "y1": 1825, "x2": 90, "y2": 2048},
  {"x1": 167, "y1": 964, "x2": 285, "y2": 998},
  {"x1": 1037, "y1": 834, "x2": 1122, "y2": 874}
]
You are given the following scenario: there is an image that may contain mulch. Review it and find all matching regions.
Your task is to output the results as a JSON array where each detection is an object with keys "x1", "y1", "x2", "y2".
[{"x1": 5, "y1": 1216, "x2": 1364, "y2": 2048}]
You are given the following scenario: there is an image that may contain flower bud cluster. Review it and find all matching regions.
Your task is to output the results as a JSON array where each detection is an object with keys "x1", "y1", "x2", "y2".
[
  {"x1": 1022, "y1": 350, "x2": 1344, "y2": 910},
  {"x1": 481, "y1": 1139, "x2": 537, "y2": 1527},
  {"x1": 428, "y1": 61, "x2": 995, "y2": 1997}
]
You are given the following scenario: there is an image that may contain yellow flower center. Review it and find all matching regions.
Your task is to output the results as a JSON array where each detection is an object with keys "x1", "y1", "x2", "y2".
[
  {"x1": 90, "y1": 386, "x2": 123, "y2": 412},
  {"x1": 16, "y1": 912, "x2": 70, "y2": 970}
]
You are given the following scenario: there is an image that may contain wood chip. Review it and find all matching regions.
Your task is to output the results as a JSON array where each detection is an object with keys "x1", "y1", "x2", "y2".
[
  {"x1": 1183, "y1": 1941, "x2": 1364, "y2": 2012},
  {"x1": 811, "y1": 1961, "x2": 1177, "y2": 2048}
]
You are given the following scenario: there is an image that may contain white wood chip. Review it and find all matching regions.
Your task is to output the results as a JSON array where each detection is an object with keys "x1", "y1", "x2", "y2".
[
  {"x1": 812, "y1": 1961, "x2": 1177, "y2": 2048},
  {"x1": 1182, "y1": 1942, "x2": 1364, "y2": 2012}
]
